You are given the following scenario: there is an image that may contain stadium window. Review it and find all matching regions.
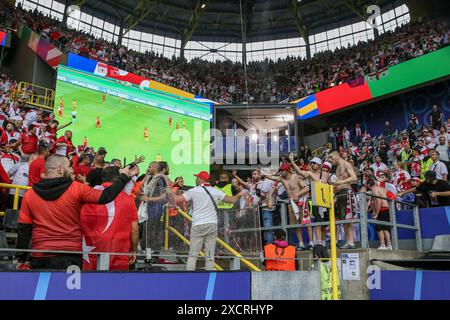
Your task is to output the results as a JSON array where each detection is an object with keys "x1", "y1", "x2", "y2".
[
  {"x1": 165, "y1": 37, "x2": 176, "y2": 48},
  {"x1": 153, "y1": 35, "x2": 165, "y2": 45},
  {"x1": 80, "y1": 13, "x2": 93, "y2": 25},
  {"x1": 366, "y1": 29, "x2": 375, "y2": 41},
  {"x1": 92, "y1": 17, "x2": 104, "y2": 29},
  {"x1": 129, "y1": 30, "x2": 141, "y2": 40},
  {"x1": 352, "y1": 21, "x2": 367, "y2": 33},
  {"x1": 340, "y1": 34, "x2": 354, "y2": 48},
  {"x1": 52, "y1": 1, "x2": 65, "y2": 14},
  {"x1": 141, "y1": 32, "x2": 153, "y2": 43},
  {"x1": 339, "y1": 25, "x2": 352, "y2": 37},
  {"x1": 314, "y1": 31, "x2": 327, "y2": 43},
  {"x1": 104, "y1": 22, "x2": 115, "y2": 34},
  {"x1": 41, "y1": 0, "x2": 52, "y2": 9}
]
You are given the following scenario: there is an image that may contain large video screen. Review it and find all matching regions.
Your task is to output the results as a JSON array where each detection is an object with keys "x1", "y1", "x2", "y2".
[{"x1": 54, "y1": 65, "x2": 211, "y2": 186}]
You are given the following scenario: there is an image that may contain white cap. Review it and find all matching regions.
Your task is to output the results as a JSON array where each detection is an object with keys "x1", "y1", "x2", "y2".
[
  {"x1": 309, "y1": 157, "x2": 323, "y2": 165},
  {"x1": 322, "y1": 162, "x2": 332, "y2": 170}
]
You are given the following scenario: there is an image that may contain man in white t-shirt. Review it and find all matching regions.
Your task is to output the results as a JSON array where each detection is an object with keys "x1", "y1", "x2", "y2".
[
  {"x1": 170, "y1": 171, "x2": 244, "y2": 271},
  {"x1": 429, "y1": 150, "x2": 448, "y2": 181},
  {"x1": 370, "y1": 155, "x2": 388, "y2": 180},
  {"x1": 435, "y1": 136, "x2": 449, "y2": 163}
]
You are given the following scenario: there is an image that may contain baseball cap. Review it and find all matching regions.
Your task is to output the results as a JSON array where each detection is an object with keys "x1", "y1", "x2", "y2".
[
  {"x1": 194, "y1": 171, "x2": 210, "y2": 181},
  {"x1": 309, "y1": 157, "x2": 323, "y2": 165},
  {"x1": 97, "y1": 147, "x2": 107, "y2": 155},
  {"x1": 322, "y1": 162, "x2": 332, "y2": 171},
  {"x1": 278, "y1": 163, "x2": 292, "y2": 173}
]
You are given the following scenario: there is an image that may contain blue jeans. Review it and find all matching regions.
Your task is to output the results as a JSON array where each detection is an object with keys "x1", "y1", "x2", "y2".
[{"x1": 262, "y1": 209, "x2": 274, "y2": 244}]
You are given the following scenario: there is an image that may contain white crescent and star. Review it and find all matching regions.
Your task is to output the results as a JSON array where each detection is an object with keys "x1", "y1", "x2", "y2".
[{"x1": 83, "y1": 186, "x2": 116, "y2": 264}]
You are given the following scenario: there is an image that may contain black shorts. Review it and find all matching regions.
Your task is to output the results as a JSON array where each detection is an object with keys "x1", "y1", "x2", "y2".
[
  {"x1": 312, "y1": 206, "x2": 329, "y2": 223},
  {"x1": 335, "y1": 189, "x2": 350, "y2": 220},
  {"x1": 375, "y1": 209, "x2": 391, "y2": 231}
]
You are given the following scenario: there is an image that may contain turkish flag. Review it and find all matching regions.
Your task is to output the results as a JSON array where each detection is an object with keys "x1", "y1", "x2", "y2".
[{"x1": 80, "y1": 184, "x2": 138, "y2": 270}]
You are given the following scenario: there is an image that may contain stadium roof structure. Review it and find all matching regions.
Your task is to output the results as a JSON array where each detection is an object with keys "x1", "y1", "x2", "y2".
[{"x1": 77, "y1": 0, "x2": 404, "y2": 44}]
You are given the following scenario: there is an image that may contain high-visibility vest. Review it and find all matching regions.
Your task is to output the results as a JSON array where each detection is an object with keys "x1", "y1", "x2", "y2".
[
  {"x1": 421, "y1": 157, "x2": 433, "y2": 181},
  {"x1": 214, "y1": 184, "x2": 233, "y2": 209},
  {"x1": 264, "y1": 244, "x2": 296, "y2": 271},
  {"x1": 400, "y1": 150, "x2": 412, "y2": 163}
]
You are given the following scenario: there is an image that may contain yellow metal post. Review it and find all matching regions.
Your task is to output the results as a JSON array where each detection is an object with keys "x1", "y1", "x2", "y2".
[
  {"x1": 164, "y1": 206, "x2": 169, "y2": 251},
  {"x1": 13, "y1": 188, "x2": 20, "y2": 210},
  {"x1": 328, "y1": 185, "x2": 339, "y2": 300}
]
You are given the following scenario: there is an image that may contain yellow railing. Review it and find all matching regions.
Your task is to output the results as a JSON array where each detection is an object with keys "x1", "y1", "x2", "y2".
[
  {"x1": 163, "y1": 206, "x2": 223, "y2": 271},
  {"x1": 164, "y1": 207, "x2": 261, "y2": 272},
  {"x1": 11, "y1": 82, "x2": 55, "y2": 110},
  {"x1": 0, "y1": 183, "x2": 31, "y2": 216},
  {"x1": 312, "y1": 143, "x2": 331, "y2": 157}
]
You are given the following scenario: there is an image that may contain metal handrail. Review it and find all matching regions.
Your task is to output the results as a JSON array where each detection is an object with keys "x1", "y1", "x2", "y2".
[
  {"x1": 0, "y1": 183, "x2": 31, "y2": 216},
  {"x1": 225, "y1": 192, "x2": 423, "y2": 252},
  {"x1": 174, "y1": 207, "x2": 261, "y2": 271}
]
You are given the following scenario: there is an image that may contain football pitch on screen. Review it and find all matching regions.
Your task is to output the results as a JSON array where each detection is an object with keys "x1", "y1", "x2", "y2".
[{"x1": 54, "y1": 80, "x2": 210, "y2": 186}]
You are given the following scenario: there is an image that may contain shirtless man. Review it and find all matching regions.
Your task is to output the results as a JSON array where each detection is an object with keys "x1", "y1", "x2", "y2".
[
  {"x1": 328, "y1": 151, "x2": 358, "y2": 249},
  {"x1": 263, "y1": 163, "x2": 313, "y2": 250},
  {"x1": 367, "y1": 179, "x2": 392, "y2": 250},
  {"x1": 290, "y1": 154, "x2": 329, "y2": 246}
]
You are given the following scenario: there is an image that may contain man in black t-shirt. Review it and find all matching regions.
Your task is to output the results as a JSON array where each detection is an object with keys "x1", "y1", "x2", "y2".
[
  {"x1": 430, "y1": 105, "x2": 443, "y2": 130},
  {"x1": 416, "y1": 171, "x2": 450, "y2": 207}
]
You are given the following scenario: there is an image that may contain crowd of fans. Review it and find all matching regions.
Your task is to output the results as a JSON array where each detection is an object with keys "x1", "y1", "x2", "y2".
[
  {"x1": 2, "y1": 3, "x2": 449, "y2": 104},
  {"x1": 2, "y1": 72, "x2": 450, "y2": 271},
  {"x1": 1, "y1": 2, "x2": 450, "y2": 272}
]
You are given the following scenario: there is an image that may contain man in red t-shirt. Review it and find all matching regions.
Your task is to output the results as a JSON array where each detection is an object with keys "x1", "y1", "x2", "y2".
[
  {"x1": 16, "y1": 155, "x2": 139, "y2": 270},
  {"x1": 17, "y1": 124, "x2": 38, "y2": 160},
  {"x1": 28, "y1": 144, "x2": 51, "y2": 186},
  {"x1": 54, "y1": 130, "x2": 75, "y2": 156},
  {"x1": 73, "y1": 154, "x2": 92, "y2": 177},
  {"x1": 81, "y1": 166, "x2": 139, "y2": 270}
]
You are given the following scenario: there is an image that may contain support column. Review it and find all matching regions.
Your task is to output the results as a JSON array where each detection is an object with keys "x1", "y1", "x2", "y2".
[
  {"x1": 117, "y1": 21, "x2": 124, "y2": 46},
  {"x1": 62, "y1": 0, "x2": 69, "y2": 26},
  {"x1": 305, "y1": 37, "x2": 311, "y2": 60}
]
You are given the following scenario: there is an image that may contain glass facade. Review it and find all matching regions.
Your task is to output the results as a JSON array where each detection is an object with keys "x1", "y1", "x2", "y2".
[{"x1": 15, "y1": 0, "x2": 410, "y2": 62}]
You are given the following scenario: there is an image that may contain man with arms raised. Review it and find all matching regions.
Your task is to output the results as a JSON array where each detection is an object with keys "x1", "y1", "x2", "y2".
[
  {"x1": 289, "y1": 154, "x2": 329, "y2": 246},
  {"x1": 328, "y1": 151, "x2": 358, "y2": 249},
  {"x1": 263, "y1": 163, "x2": 313, "y2": 250},
  {"x1": 16, "y1": 155, "x2": 139, "y2": 270}
]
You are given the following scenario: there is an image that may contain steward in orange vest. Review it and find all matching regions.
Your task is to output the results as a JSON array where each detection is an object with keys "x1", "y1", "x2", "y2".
[{"x1": 264, "y1": 229, "x2": 297, "y2": 271}]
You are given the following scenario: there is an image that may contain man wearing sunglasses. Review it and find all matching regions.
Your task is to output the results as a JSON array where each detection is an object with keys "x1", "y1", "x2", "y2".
[{"x1": 289, "y1": 155, "x2": 329, "y2": 246}]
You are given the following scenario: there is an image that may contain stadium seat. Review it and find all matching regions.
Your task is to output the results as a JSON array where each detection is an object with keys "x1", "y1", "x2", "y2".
[{"x1": 2, "y1": 209, "x2": 19, "y2": 229}]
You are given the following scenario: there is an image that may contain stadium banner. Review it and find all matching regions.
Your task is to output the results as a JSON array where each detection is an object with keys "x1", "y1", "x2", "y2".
[
  {"x1": 67, "y1": 53, "x2": 208, "y2": 103},
  {"x1": 370, "y1": 270, "x2": 450, "y2": 300},
  {"x1": 16, "y1": 23, "x2": 62, "y2": 68},
  {"x1": 0, "y1": 272, "x2": 251, "y2": 300},
  {"x1": 57, "y1": 65, "x2": 211, "y2": 121},
  {"x1": 0, "y1": 31, "x2": 11, "y2": 47},
  {"x1": 296, "y1": 46, "x2": 450, "y2": 120}
]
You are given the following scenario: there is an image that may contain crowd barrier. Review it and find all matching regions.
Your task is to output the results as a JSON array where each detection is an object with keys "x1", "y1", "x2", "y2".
[{"x1": 2, "y1": 183, "x2": 446, "y2": 273}]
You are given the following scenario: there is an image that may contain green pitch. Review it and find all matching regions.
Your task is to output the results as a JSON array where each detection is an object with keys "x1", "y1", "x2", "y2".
[{"x1": 54, "y1": 80, "x2": 210, "y2": 186}]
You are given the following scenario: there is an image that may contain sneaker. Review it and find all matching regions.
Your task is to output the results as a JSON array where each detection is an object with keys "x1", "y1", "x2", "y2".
[
  {"x1": 304, "y1": 243, "x2": 313, "y2": 251},
  {"x1": 340, "y1": 243, "x2": 356, "y2": 250},
  {"x1": 297, "y1": 243, "x2": 306, "y2": 251},
  {"x1": 386, "y1": 244, "x2": 393, "y2": 250},
  {"x1": 377, "y1": 245, "x2": 387, "y2": 250}
]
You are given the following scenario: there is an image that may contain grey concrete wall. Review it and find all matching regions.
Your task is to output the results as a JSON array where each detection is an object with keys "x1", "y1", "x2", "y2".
[{"x1": 251, "y1": 271, "x2": 321, "y2": 300}]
